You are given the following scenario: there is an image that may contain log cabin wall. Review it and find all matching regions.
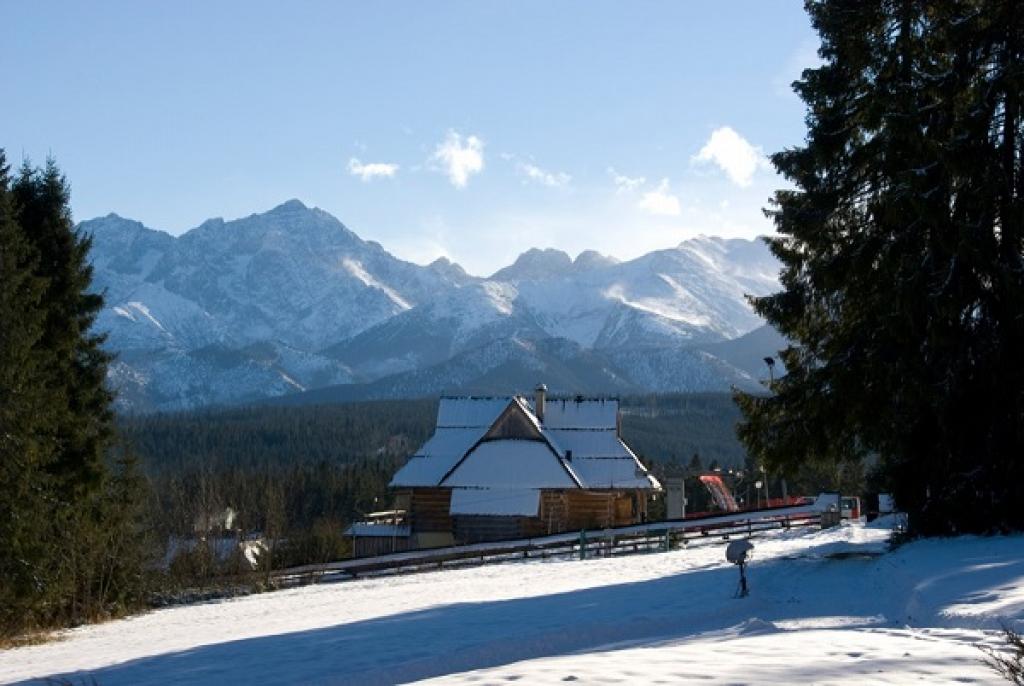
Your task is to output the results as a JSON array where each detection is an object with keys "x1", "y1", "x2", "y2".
[
  {"x1": 538, "y1": 490, "x2": 640, "y2": 533},
  {"x1": 561, "y1": 490, "x2": 635, "y2": 530},
  {"x1": 539, "y1": 491, "x2": 569, "y2": 534},
  {"x1": 407, "y1": 488, "x2": 453, "y2": 533},
  {"x1": 401, "y1": 488, "x2": 648, "y2": 544}
]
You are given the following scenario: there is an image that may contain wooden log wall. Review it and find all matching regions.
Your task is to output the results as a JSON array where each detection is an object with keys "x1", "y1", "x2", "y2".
[
  {"x1": 408, "y1": 488, "x2": 453, "y2": 533},
  {"x1": 406, "y1": 488, "x2": 646, "y2": 544},
  {"x1": 537, "y1": 490, "x2": 639, "y2": 533}
]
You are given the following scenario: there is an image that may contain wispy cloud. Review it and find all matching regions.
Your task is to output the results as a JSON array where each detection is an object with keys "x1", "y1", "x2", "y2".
[
  {"x1": 608, "y1": 167, "x2": 645, "y2": 193},
  {"x1": 692, "y1": 127, "x2": 768, "y2": 187},
  {"x1": 773, "y1": 40, "x2": 824, "y2": 100},
  {"x1": 348, "y1": 158, "x2": 399, "y2": 181},
  {"x1": 431, "y1": 131, "x2": 484, "y2": 188},
  {"x1": 517, "y1": 161, "x2": 571, "y2": 188},
  {"x1": 637, "y1": 178, "x2": 681, "y2": 216}
]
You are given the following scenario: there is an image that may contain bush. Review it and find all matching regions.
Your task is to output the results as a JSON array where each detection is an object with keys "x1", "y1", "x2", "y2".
[{"x1": 983, "y1": 625, "x2": 1024, "y2": 685}]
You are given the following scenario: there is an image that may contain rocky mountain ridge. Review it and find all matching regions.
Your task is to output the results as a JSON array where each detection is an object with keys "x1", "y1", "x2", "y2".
[{"x1": 82, "y1": 200, "x2": 785, "y2": 411}]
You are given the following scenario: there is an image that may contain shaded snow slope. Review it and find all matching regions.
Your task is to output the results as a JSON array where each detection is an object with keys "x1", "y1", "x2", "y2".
[{"x1": 4, "y1": 521, "x2": 1021, "y2": 685}]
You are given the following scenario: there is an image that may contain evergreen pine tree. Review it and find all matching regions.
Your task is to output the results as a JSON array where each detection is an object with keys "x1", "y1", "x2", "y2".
[
  {"x1": 0, "y1": 149, "x2": 60, "y2": 634},
  {"x1": 12, "y1": 159, "x2": 113, "y2": 496},
  {"x1": 0, "y1": 155, "x2": 148, "y2": 634},
  {"x1": 735, "y1": 0, "x2": 1023, "y2": 534}
]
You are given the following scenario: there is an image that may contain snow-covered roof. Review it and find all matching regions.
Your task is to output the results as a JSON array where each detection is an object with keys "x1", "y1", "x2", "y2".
[
  {"x1": 449, "y1": 488, "x2": 540, "y2": 516},
  {"x1": 390, "y1": 427, "x2": 484, "y2": 487},
  {"x1": 442, "y1": 440, "x2": 577, "y2": 489},
  {"x1": 536, "y1": 398, "x2": 619, "y2": 429},
  {"x1": 392, "y1": 396, "x2": 538, "y2": 488},
  {"x1": 568, "y1": 457, "x2": 657, "y2": 489},
  {"x1": 436, "y1": 396, "x2": 513, "y2": 428},
  {"x1": 548, "y1": 428, "x2": 659, "y2": 489},
  {"x1": 391, "y1": 393, "x2": 659, "y2": 491}
]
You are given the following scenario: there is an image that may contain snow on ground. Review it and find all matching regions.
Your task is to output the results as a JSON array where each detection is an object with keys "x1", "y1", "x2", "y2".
[{"x1": 2, "y1": 519, "x2": 1022, "y2": 685}]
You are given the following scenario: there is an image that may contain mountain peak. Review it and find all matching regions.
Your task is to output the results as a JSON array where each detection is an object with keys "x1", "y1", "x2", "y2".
[
  {"x1": 428, "y1": 256, "x2": 473, "y2": 285},
  {"x1": 269, "y1": 198, "x2": 309, "y2": 213},
  {"x1": 491, "y1": 248, "x2": 572, "y2": 282},
  {"x1": 573, "y1": 249, "x2": 618, "y2": 271},
  {"x1": 77, "y1": 213, "x2": 160, "y2": 240}
]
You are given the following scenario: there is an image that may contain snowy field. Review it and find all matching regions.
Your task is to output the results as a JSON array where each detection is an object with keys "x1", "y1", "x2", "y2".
[{"x1": 3, "y1": 519, "x2": 1022, "y2": 685}]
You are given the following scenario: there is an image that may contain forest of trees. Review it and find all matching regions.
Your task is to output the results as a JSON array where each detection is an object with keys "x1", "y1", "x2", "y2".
[{"x1": 736, "y1": 0, "x2": 1024, "y2": 535}]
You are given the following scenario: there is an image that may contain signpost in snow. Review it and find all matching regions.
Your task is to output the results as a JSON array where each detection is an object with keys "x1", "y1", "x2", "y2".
[{"x1": 726, "y1": 540, "x2": 754, "y2": 598}]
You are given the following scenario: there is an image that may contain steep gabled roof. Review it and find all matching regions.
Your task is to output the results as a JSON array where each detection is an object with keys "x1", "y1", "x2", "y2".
[
  {"x1": 389, "y1": 397, "x2": 511, "y2": 488},
  {"x1": 439, "y1": 397, "x2": 581, "y2": 489},
  {"x1": 389, "y1": 394, "x2": 660, "y2": 491}
]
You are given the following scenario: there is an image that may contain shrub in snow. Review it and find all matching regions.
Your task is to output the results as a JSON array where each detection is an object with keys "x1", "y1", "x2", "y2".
[{"x1": 982, "y1": 626, "x2": 1024, "y2": 685}]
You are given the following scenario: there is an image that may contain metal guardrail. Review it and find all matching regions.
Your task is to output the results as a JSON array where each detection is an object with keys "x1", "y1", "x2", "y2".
[{"x1": 272, "y1": 499, "x2": 830, "y2": 586}]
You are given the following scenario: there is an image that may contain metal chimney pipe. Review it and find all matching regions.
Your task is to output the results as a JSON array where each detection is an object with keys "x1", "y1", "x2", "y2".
[{"x1": 534, "y1": 383, "x2": 547, "y2": 423}]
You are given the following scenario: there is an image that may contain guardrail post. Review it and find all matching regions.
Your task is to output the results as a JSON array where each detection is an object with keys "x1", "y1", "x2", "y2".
[
  {"x1": 579, "y1": 529, "x2": 587, "y2": 560},
  {"x1": 663, "y1": 530, "x2": 671, "y2": 552}
]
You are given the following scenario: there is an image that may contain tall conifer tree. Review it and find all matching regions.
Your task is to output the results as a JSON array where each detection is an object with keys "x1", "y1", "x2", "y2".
[
  {"x1": 0, "y1": 150, "x2": 60, "y2": 631},
  {"x1": 736, "y1": 0, "x2": 1023, "y2": 534},
  {"x1": 12, "y1": 159, "x2": 113, "y2": 496},
  {"x1": 0, "y1": 155, "x2": 141, "y2": 634}
]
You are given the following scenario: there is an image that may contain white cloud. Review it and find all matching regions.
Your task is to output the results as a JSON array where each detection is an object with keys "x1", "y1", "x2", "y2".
[
  {"x1": 692, "y1": 127, "x2": 768, "y2": 187},
  {"x1": 517, "y1": 162, "x2": 571, "y2": 188},
  {"x1": 347, "y1": 158, "x2": 399, "y2": 181},
  {"x1": 431, "y1": 131, "x2": 484, "y2": 188},
  {"x1": 637, "y1": 179, "x2": 681, "y2": 216},
  {"x1": 608, "y1": 167, "x2": 646, "y2": 193}
]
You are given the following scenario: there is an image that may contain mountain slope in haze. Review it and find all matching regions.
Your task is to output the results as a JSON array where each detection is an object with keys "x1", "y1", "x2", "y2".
[{"x1": 83, "y1": 200, "x2": 782, "y2": 411}]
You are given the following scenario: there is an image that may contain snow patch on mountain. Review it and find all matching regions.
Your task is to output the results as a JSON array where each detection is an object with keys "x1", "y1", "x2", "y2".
[{"x1": 341, "y1": 257, "x2": 413, "y2": 311}]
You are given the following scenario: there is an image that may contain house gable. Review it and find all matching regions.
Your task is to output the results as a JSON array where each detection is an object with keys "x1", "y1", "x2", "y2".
[
  {"x1": 482, "y1": 399, "x2": 544, "y2": 441},
  {"x1": 440, "y1": 398, "x2": 580, "y2": 489}
]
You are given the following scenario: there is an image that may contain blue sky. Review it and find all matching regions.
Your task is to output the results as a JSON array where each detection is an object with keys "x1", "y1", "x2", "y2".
[{"x1": 2, "y1": 2, "x2": 819, "y2": 275}]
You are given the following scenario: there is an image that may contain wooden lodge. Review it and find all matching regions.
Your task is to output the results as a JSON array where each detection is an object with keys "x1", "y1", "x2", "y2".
[{"x1": 349, "y1": 385, "x2": 661, "y2": 555}]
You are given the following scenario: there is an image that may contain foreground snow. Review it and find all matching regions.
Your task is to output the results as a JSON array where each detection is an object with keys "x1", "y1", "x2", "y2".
[{"x1": 3, "y1": 520, "x2": 1021, "y2": 685}]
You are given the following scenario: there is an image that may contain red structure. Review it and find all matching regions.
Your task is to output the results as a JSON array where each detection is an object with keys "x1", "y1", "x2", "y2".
[{"x1": 698, "y1": 474, "x2": 739, "y2": 512}]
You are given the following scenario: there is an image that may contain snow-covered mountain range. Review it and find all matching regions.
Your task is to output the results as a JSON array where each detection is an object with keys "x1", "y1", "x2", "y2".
[{"x1": 82, "y1": 200, "x2": 785, "y2": 412}]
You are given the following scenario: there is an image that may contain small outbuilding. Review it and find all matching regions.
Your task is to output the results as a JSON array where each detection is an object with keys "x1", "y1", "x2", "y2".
[{"x1": 384, "y1": 385, "x2": 661, "y2": 548}]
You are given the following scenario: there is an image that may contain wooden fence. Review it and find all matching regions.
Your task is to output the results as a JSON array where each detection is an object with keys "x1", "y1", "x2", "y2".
[{"x1": 272, "y1": 505, "x2": 825, "y2": 587}]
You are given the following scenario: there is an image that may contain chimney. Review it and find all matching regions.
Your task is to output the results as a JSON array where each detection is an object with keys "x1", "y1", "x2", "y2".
[{"x1": 534, "y1": 383, "x2": 547, "y2": 423}]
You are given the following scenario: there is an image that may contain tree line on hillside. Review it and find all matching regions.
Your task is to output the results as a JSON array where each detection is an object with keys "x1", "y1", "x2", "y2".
[
  {"x1": 120, "y1": 401, "x2": 437, "y2": 472},
  {"x1": 118, "y1": 393, "x2": 752, "y2": 472}
]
